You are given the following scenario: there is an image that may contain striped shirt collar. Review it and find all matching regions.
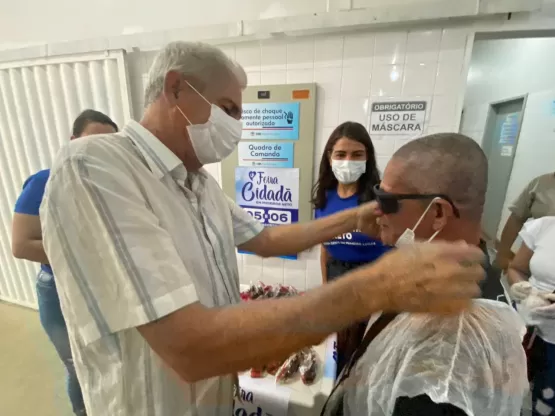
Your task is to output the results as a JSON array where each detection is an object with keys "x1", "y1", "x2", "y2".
[{"x1": 123, "y1": 120, "x2": 183, "y2": 180}]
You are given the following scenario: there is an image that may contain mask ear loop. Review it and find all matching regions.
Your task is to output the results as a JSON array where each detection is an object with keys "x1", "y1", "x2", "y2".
[
  {"x1": 165, "y1": 89, "x2": 194, "y2": 126},
  {"x1": 412, "y1": 197, "x2": 441, "y2": 233},
  {"x1": 175, "y1": 105, "x2": 192, "y2": 125},
  {"x1": 185, "y1": 80, "x2": 211, "y2": 106}
]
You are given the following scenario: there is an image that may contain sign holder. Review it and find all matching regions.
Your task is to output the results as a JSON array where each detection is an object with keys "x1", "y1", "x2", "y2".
[{"x1": 221, "y1": 83, "x2": 316, "y2": 231}]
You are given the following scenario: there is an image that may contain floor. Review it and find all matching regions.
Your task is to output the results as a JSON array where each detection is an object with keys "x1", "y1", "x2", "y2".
[{"x1": 0, "y1": 301, "x2": 73, "y2": 416}]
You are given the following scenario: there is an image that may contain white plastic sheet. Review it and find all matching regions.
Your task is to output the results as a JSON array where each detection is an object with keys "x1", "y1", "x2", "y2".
[{"x1": 344, "y1": 300, "x2": 528, "y2": 416}]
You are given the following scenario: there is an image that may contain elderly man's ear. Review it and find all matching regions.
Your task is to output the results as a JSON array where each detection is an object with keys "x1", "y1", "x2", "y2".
[{"x1": 432, "y1": 200, "x2": 454, "y2": 231}]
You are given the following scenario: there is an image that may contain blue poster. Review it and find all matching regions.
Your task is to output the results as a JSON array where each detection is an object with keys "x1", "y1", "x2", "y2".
[
  {"x1": 241, "y1": 102, "x2": 300, "y2": 140},
  {"x1": 499, "y1": 113, "x2": 520, "y2": 145},
  {"x1": 238, "y1": 142, "x2": 294, "y2": 168},
  {"x1": 235, "y1": 167, "x2": 299, "y2": 260}
]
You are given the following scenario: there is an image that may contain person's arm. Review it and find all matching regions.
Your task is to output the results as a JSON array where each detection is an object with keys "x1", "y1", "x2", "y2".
[
  {"x1": 139, "y1": 242, "x2": 484, "y2": 382},
  {"x1": 12, "y1": 171, "x2": 50, "y2": 264},
  {"x1": 506, "y1": 243, "x2": 533, "y2": 286},
  {"x1": 238, "y1": 202, "x2": 379, "y2": 258},
  {"x1": 505, "y1": 217, "x2": 542, "y2": 287},
  {"x1": 497, "y1": 179, "x2": 537, "y2": 269},
  {"x1": 320, "y1": 245, "x2": 328, "y2": 284},
  {"x1": 497, "y1": 214, "x2": 525, "y2": 270},
  {"x1": 12, "y1": 213, "x2": 49, "y2": 263},
  {"x1": 238, "y1": 207, "x2": 357, "y2": 258}
]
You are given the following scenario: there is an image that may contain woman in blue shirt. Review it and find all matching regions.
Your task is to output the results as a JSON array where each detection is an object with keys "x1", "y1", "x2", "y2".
[
  {"x1": 12, "y1": 109, "x2": 118, "y2": 416},
  {"x1": 312, "y1": 121, "x2": 389, "y2": 376}
]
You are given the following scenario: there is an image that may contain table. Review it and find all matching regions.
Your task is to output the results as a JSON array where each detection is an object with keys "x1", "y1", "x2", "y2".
[{"x1": 233, "y1": 335, "x2": 337, "y2": 416}]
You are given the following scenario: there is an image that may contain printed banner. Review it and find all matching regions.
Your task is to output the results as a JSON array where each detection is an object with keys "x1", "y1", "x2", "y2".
[
  {"x1": 238, "y1": 142, "x2": 294, "y2": 168},
  {"x1": 323, "y1": 334, "x2": 338, "y2": 380},
  {"x1": 369, "y1": 101, "x2": 427, "y2": 135},
  {"x1": 236, "y1": 167, "x2": 299, "y2": 260},
  {"x1": 242, "y1": 103, "x2": 300, "y2": 140},
  {"x1": 234, "y1": 375, "x2": 291, "y2": 416},
  {"x1": 499, "y1": 112, "x2": 520, "y2": 145}
]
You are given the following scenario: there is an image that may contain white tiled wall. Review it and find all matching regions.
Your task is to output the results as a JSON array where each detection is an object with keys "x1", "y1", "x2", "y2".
[{"x1": 127, "y1": 26, "x2": 472, "y2": 291}]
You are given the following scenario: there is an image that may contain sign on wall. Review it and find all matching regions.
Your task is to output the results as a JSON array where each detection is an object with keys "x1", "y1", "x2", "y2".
[
  {"x1": 499, "y1": 112, "x2": 520, "y2": 145},
  {"x1": 235, "y1": 167, "x2": 299, "y2": 226},
  {"x1": 235, "y1": 167, "x2": 299, "y2": 259},
  {"x1": 238, "y1": 142, "x2": 294, "y2": 168},
  {"x1": 234, "y1": 376, "x2": 291, "y2": 416},
  {"x1": 369, "y1": 101, "x2": 427, "y2": 135},
  {"x1": 241, "y1": 102, "x2": 300, "y2": 140}
]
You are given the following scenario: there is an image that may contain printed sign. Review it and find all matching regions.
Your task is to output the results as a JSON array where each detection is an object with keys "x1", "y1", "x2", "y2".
[
  {"x1": 234, "y1": 376, "x2": 291, "y2": 416},
  {"x1": 238, "y1": 142, "x2": 294, "y2": 168},
  {"x1": 323, "y1": 334, "x2": 338, "y2": 380},
  {"x1": 501, "y1": 145, "x2": 514, "y2": 157},
  {"x1": 499, "y1": 113, "x2": 520, "y2": 145},
  {"x1": 369, "y1": 101, "x2": 427, "y2": 135},
  {"x1": 236, "y1": 167, "x2": 299, "y2": 260},
  {"x1": 242, "y1": 103, "x2": 300, "y2": 140}
]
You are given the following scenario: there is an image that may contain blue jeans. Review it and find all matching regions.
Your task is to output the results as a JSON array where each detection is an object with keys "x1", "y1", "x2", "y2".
[{"x1": 36, "y1": 271, "x2": 86, "y2": 415}]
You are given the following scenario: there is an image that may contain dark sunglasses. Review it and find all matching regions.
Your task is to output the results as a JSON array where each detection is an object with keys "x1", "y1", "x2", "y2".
[{"x1": 373, "y1": 184, "x2": 460, "y2": 218}]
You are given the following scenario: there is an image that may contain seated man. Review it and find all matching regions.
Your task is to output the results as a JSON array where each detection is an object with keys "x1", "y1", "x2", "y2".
[{"x1": 340, "y1": 133, "x2": 528, "y2": 416}]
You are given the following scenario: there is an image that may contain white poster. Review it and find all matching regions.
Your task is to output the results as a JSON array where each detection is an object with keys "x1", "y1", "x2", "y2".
[
  {"x1": 238, "y1": 142, "x2": 294, "y2": 168},
  {"x1": 235, "y1": 167, "x2": 299, "y2": 225},
  {"x1": 369, "y1": 101, "x2": 427, "y2": 135},
  {"x1": 501, "y1": 145, "x2": 514, "y2": 157},
  {"x1": 323, "y1": 334, "x2": 338, "y2": 380},
  {"x1": 235, "y1": 167, "x2": 300, "y2": 259},
  {"x1": 234, "y1": 375, "x2": 292, "y2": 416}
]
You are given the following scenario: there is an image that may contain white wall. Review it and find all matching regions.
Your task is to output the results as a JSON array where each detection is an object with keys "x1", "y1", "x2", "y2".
[
  {"x1": 127, "y1": 26, "x2": 472, "y2": 290},
  {"x1": 2, "y1": 0, "x2": 549, "y2": 52},
  {"x1": 0, "y1": 0, "x2": 327, "y2": 49},
  {"x1": 461, "y1": 37, "x2": 555, "y2": 239}
]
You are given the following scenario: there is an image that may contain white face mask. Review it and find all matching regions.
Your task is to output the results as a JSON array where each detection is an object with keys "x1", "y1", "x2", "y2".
[
  {"x1": 395, "y1": 197, "x2": 444, "y2": 247},
  {"x1": 176, "y1": 82, "x2": 242, "y2": 165},
  {"x1": 331, "y1": 160, "x2": 366, "y2": 184}
]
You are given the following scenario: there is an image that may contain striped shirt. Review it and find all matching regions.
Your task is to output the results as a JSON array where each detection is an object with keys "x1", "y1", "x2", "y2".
[{"x1": 40, "y1": 120, "x2": 263, "y2": 416}]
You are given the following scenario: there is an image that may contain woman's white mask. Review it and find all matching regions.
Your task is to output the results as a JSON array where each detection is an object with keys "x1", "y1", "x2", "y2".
[
  {"x1": 395, "y1": 197, "x2": 444, "y2": 247},
  {"x1": 331, "y1": 160, "x2": 366, "y2": 184},
  {"x1": 176, "y1": 82, "x2": 242, "y2": 165}
]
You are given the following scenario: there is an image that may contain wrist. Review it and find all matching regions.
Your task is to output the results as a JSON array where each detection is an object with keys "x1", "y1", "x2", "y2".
[
  {"x1": 348, "y1": 207, "x2": 359, "y2": 231},
  {"x1": 344, "y1": 264, "x2": 391, "y2": 318}
]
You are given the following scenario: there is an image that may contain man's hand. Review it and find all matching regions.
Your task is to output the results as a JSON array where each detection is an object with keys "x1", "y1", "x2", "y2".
[
  {"x1": 351, "y1": 241, "x2": 485, "y2": 315},
  {"x1": 356, "y1": 201, "x2": 381, "y2": 237}
]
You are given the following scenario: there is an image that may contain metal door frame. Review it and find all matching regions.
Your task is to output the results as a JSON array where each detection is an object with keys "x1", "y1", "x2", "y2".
[{"x1": 480, "y1": 93, "x2": 528, "y2": 243}]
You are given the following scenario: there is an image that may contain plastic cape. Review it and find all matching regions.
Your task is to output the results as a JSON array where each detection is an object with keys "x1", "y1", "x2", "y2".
[{"x1": 343, "y1": 300, "x2": 528, "y2": 416}]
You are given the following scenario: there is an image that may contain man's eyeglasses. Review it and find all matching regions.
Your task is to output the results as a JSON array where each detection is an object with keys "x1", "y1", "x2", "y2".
[{"x1": 373, "y1": 184, "x2": 460, "y2": 218}]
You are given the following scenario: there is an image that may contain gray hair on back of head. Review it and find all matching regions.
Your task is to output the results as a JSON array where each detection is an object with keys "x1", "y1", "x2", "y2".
[
  {"x1": 392, "y1": 133, "x2": 488, "y2": 221},
  {"x1": 144, "y1": 41, "x2": 247, "y2": 107}
]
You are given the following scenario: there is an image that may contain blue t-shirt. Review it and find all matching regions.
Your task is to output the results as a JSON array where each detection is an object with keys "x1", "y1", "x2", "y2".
[
  {"x1": 315, "y1": 189, "x2": 390, "y2": 264},
  {"x1": 13, "y1": 169, "x2": 52, "y2": 275}
]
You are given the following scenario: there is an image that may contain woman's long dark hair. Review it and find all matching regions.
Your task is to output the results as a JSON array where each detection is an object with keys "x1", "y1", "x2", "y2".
[{"x1": 311, "y1": 121, "x2": 380, "y2": 210}]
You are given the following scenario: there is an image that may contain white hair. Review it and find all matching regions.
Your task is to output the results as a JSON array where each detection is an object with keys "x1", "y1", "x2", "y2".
[{"x1": 144, "y1": 41, "x2": 247, "y2": 106}]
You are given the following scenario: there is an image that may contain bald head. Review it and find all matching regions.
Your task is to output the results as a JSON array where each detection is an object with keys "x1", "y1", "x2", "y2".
[{"x1": 391, "y1": 133, "x2": 488, "y2": 220}]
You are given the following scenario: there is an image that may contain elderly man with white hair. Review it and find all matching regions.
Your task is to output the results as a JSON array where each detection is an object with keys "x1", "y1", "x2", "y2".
[{"x1": 41, "y1": 42, "x2": 485, "y2": 416}]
